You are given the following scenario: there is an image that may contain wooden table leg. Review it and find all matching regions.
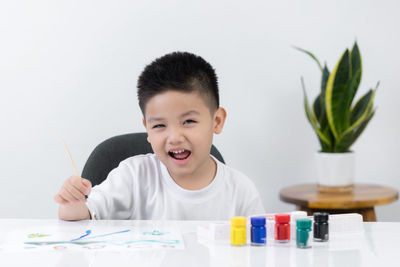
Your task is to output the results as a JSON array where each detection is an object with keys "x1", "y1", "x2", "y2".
[
  {"x1": 297, "y1": 206, "x2": 377, "y2": 222},
  {"x1": 356, "y1": 207, "x2": 376, "y2": 222}
]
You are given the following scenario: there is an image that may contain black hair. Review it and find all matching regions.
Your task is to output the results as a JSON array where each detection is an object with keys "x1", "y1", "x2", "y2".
[{"x1": 137, "y1": 52, "x2": 219, "y2": 115}]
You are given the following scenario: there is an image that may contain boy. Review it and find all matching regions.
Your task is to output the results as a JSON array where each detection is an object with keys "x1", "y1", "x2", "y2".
[{"x1": 54, "y1": 52, "x2": 265, "y2": 220}]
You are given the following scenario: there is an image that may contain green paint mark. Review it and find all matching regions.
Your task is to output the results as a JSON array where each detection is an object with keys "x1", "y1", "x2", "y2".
[
  {"x1": 142, "y1": 230, "x2": 169, "y2": 236},
  {"x1": 28, "y1": 233, "x2": 50, "y2": 238}
]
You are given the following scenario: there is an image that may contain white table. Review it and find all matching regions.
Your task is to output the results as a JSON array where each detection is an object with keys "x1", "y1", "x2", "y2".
[{"x1": 0, "y1": 219, "x2": 398, "y2": 267}]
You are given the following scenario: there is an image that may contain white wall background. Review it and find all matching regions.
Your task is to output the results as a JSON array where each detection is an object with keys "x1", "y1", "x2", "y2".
[{"x1": 1, "y1": 0, "x2": 399, "y2": 221}]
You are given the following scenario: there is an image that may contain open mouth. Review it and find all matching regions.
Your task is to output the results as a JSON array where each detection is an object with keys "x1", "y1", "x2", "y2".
[{"x1": 168, "y1": 149, "x2": 191, "y2": 160}]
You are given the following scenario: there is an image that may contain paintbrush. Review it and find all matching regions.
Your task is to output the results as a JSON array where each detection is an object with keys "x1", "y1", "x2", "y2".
[{"x1": 62, "y1": 139, "x2": 88, "y2": 199}]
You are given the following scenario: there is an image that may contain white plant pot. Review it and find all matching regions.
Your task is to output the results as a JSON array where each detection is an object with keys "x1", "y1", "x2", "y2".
[{"x1": 316, "y1": 152, "x2": 355, "y2": 193}]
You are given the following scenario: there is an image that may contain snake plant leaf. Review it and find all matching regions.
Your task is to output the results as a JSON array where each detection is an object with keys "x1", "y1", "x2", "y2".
[
  {"x1": 312, "y1": 65, "x2": 331, "y2": 128},
  {"x1": 318, "y1": 135, "x2": 332, "y2": 152},
  {"x1": 321, "y1": 125, "x2": 335, "y2": 152},
  {"x1": 321, "y1": 65, "x2": 330, "y2": 93},
  {"x1": 325, "y1": 49, "x2": 351, "y2": 139},
  {"x1": 335, "y1": 131, "x2": 353, "y2": 152},
  {"x1": 347, "y1": 108, "x2": 375, "y2": 148},
  {"x1": 344, "y1": 67, "x2": 362, "y2": 111},
  {"x1": 301, "y1": 78, "x2": 331, "y2": 147},
  {"x1": 350, "y1": 42, "x2": 361, "y2": 74},
  {"x1": 319, "y1": 65, "x2": 330, "y2": 129},
  {"x1": 294, "y1": 46, "x2": 323, "y2": 72},
  {"x1": 341, "y1": 43, "x2": 363, "y2": 116},
  {"x1": 345, "y1": 89, "x2": 376, "y2": 135},
  {"x1": 313, "y1": 94, "x2": 322, "y2": 125},
  {"x1": 349, "y1": 42, "x2": 362, "y2": 103},
  {"x1": 350, "y1": 89, "x2": 374, "y2": 124},
  {"x1": 335, "y1": 108, "x2": 375, "y2": 152}
]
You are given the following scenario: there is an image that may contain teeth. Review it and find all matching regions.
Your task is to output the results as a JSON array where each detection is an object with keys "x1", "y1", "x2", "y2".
[{"x1": 171, "y1": 149, "x2": 185, "y2": 154}]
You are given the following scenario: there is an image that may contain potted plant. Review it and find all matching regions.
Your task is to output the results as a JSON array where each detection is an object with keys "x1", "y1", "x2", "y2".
[{"x1": 297, "y1": 42, "x2": 378, "y2": 193}]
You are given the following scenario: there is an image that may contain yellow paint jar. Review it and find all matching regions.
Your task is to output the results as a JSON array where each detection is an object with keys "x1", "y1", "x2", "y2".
[{"x1": 231, "y1": 216, "x2": 247, "y2": 246}]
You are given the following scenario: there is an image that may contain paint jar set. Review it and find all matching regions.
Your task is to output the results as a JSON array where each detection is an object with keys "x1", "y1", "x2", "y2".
[{"x1": 231, "y1": 212, "x2": 329, "y2": 248}]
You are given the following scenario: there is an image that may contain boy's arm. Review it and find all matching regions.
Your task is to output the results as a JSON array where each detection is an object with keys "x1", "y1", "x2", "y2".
[
  {"x1": 84, "y1": 162, "x2": 135, "y2": 220},
  {"x1": 56, "y1": 161, "x2": 135, "y2": 220}
]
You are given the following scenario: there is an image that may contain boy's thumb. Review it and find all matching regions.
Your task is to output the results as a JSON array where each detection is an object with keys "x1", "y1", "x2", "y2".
[{"x1": 81, "y1": 178, "x2": 92, "y2": 188}]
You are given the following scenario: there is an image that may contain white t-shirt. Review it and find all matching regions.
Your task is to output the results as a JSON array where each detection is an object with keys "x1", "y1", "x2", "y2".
[{"x1": 86, "y1": 154, "x2": 264, "y2": 220}]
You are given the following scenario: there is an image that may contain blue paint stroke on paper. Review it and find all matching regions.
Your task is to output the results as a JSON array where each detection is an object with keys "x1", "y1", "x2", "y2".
[
  {"x1": 71, "y1": 230, "x2": 92, "y2": 241},
  {"x1": 83, "y1": 229, "x2": 130, "y2": 240},
  {"x1": 70, "y1": 229, "x2": 130, "y2": 242}
]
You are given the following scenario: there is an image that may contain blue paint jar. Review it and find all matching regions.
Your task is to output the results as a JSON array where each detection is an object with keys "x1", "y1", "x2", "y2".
[{"x1": 251, "y1": 217, "x2": 266, "y2": 246}]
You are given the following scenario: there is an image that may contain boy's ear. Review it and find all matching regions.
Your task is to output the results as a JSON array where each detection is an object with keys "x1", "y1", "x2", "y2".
[
  {"x1": 142, "y1": 118, "x2": 151, "y2": 143},
  {"x1": 213, "y1": 107, "x2": 227, "y2": 134}
]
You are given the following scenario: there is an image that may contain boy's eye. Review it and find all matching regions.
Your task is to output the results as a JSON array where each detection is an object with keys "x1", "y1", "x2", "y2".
[
  {"x1": 152, "y1": 124, "x2": 165, "y2": 129},
  {"x1": 184, "y1": 119, "x2": 196, "y2": 125}
]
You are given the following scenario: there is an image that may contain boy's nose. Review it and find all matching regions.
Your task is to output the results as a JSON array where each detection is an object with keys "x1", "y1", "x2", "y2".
[{"x1": 167, "y1": 128, "x2": 185, "y2": 144}]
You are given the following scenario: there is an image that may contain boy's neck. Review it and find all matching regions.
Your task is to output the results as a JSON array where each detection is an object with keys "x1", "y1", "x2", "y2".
[{"x1": 169, "y1": 156, "x2": 217, "y2": 190}]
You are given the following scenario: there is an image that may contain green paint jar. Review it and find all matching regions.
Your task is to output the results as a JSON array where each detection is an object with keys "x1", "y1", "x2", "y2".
[{"x1": 296, "y1": 219, "x2": 312, "y2": 248}]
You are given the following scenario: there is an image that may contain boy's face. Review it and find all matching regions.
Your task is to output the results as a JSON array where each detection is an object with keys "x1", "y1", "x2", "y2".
[{"x1": 143, "y1": 90, "x2": 226, "y2": 181}]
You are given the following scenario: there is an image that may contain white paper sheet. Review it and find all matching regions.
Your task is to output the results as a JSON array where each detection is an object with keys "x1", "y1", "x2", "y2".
[{"x1": 2, "y1": 224, "x2": 185, "y2": 252}]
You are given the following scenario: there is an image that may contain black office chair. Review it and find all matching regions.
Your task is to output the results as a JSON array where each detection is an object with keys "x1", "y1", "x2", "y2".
[{"x1": 82, "y1": 132, "x2": 225, "y2": 186}]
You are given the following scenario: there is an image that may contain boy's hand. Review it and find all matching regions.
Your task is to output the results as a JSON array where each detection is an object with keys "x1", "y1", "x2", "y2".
[{"x1": 54, "y1": 176, "x2": 92, "y2": 205}]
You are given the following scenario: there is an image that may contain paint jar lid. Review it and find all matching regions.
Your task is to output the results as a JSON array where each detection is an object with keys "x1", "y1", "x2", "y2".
[
  {"x1": 251, "y1": 217, "x2": 266, "y2": 226},
  {"x1": 290, "y1": 211, "x2": 307, "y2": 221},
  {"x1": 275, "y1": 214, "x2": 290, "y2": 223},
  {"x1": 231, "y1": 216, "x2": 247, "y2": 226},
  {"x1": 297, "y1": 218, "x2": 312, "y2": 229},
  {"x1": 314, "y1": 212, "x2": 329, "y2": 222}
]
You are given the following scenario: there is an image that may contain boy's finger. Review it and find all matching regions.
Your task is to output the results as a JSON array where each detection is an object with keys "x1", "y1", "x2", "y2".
[
  {"x1": 54, "y1": 194, "x2": 68, "y2": 205},
  {"x1": 60, "y1": 187, "x2": 77, "y2": 203},
  {"x1": 81, "y1": 178, "x2": 92, "y2": 188},
  {"x1": 81, "y1": 178, "x2": 92, "y2": 195},
  {"x1": 66, "y1": 181, "x2": 86, "y2": 201},
  {"x1": 70, "y1": 177, "x2": 91, "y2": 192}
]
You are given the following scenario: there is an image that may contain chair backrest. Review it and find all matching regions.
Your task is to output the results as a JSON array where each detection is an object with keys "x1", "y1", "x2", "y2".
[{"x1": 82, "y1": 132, "x2": 225, "y2": 186}]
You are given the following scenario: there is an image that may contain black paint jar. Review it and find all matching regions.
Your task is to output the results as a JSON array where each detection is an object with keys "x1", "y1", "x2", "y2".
[{"x1": 313, "y1": 212, "x2": 329, "y2": 242}]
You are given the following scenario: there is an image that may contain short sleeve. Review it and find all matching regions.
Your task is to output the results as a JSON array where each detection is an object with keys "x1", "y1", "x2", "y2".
[{"x1": 85, "y1": 161, "x2": 134, "y2": 219}]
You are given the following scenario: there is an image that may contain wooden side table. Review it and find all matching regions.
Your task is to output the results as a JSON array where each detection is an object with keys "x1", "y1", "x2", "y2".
[{"x1": 279, "y1": 184, "x2": 398, "y2": 222}]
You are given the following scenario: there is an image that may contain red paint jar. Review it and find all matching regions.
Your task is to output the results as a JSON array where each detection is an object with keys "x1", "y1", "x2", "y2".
[{"x1": 275, "y1": 214, "x2": 290, "y2": 242}]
